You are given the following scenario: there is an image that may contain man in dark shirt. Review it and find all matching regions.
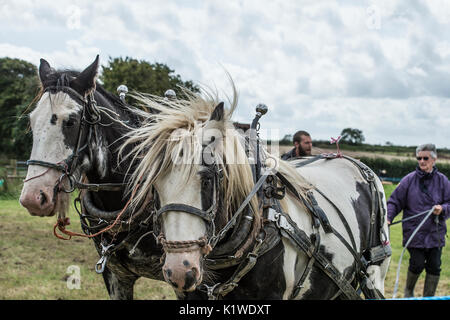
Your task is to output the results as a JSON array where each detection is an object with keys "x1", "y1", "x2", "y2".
[{"x1": 281, "y1": 130, "x2": 312, "y2": 160}]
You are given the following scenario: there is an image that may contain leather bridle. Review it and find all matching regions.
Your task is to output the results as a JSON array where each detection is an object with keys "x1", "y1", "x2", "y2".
[
  {"x1": 153, "y1": 116, "x2": 270, "y2": 256},
  {"x1": 153, "y1": 163, "x2": 223, "y2": 254},
  {"x1": 25, "y1": 85, "x2": 126, "y2": 194}
]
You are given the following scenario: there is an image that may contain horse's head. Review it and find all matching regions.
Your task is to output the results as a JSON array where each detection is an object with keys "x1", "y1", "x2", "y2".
[
  {"x1": 19, "y1": 56, "x2": 99, "y2": 217},
  {"x1": 155, "y1": 102, "x2": 228, "y2": 292},
  {"x1": 125, "y1": 93, "x2": 258, "y2": 293}
]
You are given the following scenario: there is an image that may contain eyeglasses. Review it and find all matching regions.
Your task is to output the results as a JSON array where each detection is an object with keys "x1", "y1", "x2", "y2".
[{"x1": 416, "y1": 157, "x2": 429, "y2": 161}]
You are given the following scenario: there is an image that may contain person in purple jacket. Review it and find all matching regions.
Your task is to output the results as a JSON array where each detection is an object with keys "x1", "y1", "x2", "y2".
[{"x1": 387, "y1": 143, "x2": 450, "y2": 297}]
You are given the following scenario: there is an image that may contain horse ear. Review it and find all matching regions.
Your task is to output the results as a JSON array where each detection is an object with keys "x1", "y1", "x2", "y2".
[
  {"x1": 210, "y1": 102, "x2": 224, "y2": 121},
  {"x1": 39, "y1": 58, "x2": 53, "y2": 83},
  {"x1": 71, "y1": 55, "x2": 100, "y2": 96}
]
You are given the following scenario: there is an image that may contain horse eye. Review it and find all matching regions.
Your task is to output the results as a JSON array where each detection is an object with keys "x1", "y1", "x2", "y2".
[
  {"x1": 50, "y1": 114, "x2": 57, "y2": 125},
  {"x1": 202, "y1": 178, "x2": 212, "y2": 188}
]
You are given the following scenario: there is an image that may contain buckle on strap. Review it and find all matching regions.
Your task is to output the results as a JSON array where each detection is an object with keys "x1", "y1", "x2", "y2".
[
  {"x1": 95, "y1": 243, "x2": 114, "y2": 274},
  {"x1": 198, "y1": 283, "x2": 222, "y2": 300},
  {"x1": 306, "y1": 191, "x2": 333, "y2": 233},
  {"x1": 267, "y1": 208, "x2": 295, "y2": 233}
]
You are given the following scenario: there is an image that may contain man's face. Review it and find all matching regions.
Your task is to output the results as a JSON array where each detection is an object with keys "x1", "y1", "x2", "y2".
[{"x1": 294, "y1": 135, "x2": 312, "y2": 156}]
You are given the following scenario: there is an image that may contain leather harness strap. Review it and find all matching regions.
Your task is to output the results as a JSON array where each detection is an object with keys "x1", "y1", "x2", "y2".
[
  {"x1": 211, "y1": 155, "x2": 388, "y2": 300},
  {"x1": 278, "y1": 155, "x2": 389, "y2": 299},
  {"x1": 266, "y1": 207, "x2": 362, "y2": 300}
]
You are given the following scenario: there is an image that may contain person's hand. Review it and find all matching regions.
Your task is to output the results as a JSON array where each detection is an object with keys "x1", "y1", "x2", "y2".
[
  {"x1": 433, "y1": 205, "x2": 443, "y2": 216},
  {"x1": 387, "y1": 220, "x2": 391, "y2": 225}
]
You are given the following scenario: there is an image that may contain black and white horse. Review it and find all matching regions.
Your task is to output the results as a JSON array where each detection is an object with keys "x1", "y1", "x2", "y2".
[
  {"x1": 19, "y1": 56, "x2": 165, "y2": 299},
  {"x1": 123, "y1": 89, "x2": 391, "y2": 299}
]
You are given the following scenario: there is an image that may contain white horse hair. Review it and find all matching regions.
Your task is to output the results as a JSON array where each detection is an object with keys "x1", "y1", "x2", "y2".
[{"x1": 122, "y1": 84, "x2": 390, "y2": 299}]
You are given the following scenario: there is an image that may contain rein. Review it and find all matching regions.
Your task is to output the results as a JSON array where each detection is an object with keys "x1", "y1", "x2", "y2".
[
  {"x1": 388, "y1": 209, "x2": 432, "y2": 226},
  {"x1": 201, "y1": 153, "x2": 390, "y2": 300},
  {"x1": 53, "y1": 183, "x2": 140, "y2": 240},
  {"x1": 209, "y1": 168, "x2": 270, "y2": 249},
  {"x1": 392, "y1": 206, "x2": 436, "y2": 298}
]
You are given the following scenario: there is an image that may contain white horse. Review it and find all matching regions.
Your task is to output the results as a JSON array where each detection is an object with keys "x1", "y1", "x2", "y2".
[{"x1": 123, "y1": 88, "x2": 391, "y2": 299}]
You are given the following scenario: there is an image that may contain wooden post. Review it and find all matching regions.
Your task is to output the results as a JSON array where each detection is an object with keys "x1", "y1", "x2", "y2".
[{"x1": 11, "y1": 159, "x2": 17, "y2": 176}]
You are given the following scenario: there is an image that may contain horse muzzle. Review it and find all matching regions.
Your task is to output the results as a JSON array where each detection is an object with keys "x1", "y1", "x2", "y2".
[
  {"x1": 19, "y1": 185, "x2": 56, "y2": 216},
  {"x1": 162, "y1": 251, "x2": 203, "y2": 292}
]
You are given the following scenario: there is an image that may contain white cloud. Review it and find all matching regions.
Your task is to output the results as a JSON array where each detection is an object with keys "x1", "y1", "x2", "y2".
[
  {"x1": 0, "y1": 43, "x2": 42, "y2": 65},
  {"x1": 1, "y1": 0, "x2": 450, "y2": 148}
]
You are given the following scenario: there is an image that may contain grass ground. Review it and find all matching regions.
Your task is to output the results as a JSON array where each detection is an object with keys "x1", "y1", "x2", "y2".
[
  {"x1": 0, "y1": 198, "x2": 176, "y2": 300},
  {"x1": 0, "y1": 185, "x2": 448, "y2": 299}
]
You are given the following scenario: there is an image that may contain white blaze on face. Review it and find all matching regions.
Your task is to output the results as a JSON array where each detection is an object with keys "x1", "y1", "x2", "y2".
[
  {"x1": 157, "y1": 164, "x2": 206, "y2": 241},
  {"x1": 157, "y1": 164, "x2": 206, "y2": 292},
  {"x1": 26, "y1": 92, "x2": 82, "y2": 180},
  {"x1": 20, "y1": 92, "x2": 82, "y2": 217}
]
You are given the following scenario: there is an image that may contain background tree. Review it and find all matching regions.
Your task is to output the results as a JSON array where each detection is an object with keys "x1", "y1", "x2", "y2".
[
  {"x1": 0, "y1": 56, "x2": 200, "y2": 160},
  {"x1": 0, "y1": 58, "x2": 39, "y2": 159},
  {"x1": 340, "y1": 127, "x2": 365, "y2": 145},
  {"x1": 100, "y1": 56, "x2": 199, "y2": 105},
  {"x1": 280, "y1": 134, "x2": 293, "y2": 145}
]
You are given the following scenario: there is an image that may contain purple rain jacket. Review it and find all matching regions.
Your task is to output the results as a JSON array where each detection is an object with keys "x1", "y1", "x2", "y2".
[{"x1": 387, "y1": 166, "x2": 450, "y2": 248}]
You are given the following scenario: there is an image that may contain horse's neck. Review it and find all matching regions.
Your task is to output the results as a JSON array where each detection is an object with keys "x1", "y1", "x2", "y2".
[
  {"x1": 283, "y1": 193, "x2": 314, "y2": 234},
  {"x1": 83, "y1": 93, "x2": 134, "y2": 210}
]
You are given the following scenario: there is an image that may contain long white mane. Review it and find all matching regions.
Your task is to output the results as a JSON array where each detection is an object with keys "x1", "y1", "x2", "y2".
[{"x1": 122, "y1": 86, "x2": 312, "y2": 241}]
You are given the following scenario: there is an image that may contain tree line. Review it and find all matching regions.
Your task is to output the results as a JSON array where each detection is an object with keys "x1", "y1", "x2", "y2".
[
  {"x1": 280, "y1": 127, "x2": 366, "y2": 146},
  {"x1": 360, "y1": 156, "x2": 450, "y2": 180},
  {"x1": 2, "y1": 56, "x2": 449, "y2": 163},
  {"x1": 0, "y1": 56, "x2": 199, "y2": 160}
]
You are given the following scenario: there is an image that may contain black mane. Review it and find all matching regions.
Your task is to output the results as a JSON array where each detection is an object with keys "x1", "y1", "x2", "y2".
[{"x1": 40, "y1": 68, "x2": 142, "y2": 127}]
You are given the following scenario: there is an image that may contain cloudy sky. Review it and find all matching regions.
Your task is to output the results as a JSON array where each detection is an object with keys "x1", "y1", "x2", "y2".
[{"x1": 1, "y1": 0, "x2": 449, "y2": 148}]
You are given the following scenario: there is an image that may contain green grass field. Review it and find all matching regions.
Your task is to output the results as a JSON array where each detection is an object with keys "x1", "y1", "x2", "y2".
[
  {"x1": 0, "y1": 184, "x2": 448, "y2": 299},
  {"x1": 0, "y1": 197, "x2": 176, "y2": 300}
]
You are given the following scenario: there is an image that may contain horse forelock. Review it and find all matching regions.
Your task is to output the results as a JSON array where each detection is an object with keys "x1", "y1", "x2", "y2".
[
  {"x1": 123, "y1": 86, "x2": 251, "y2": 212},
  {"x1": 123, "y1": 91, "x2": 215, "y2": 207},
  {"x1": 124, "y1": 84, "x2": 321, "y2": 243}
]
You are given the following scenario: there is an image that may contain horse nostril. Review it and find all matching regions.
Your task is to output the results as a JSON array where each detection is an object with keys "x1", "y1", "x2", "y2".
[
  {"x1": 191, "y1": 267, "x2": 199, "y2": 278},
  {"x1": 184, "y1": 270, "x2": 196, "y2": 290},
  {"x1": 164, "y1": 268, "x2": 172, "y2": 278},
  {"x1": 39, "y1": 190, "x2": 47, "y2": 206}
]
